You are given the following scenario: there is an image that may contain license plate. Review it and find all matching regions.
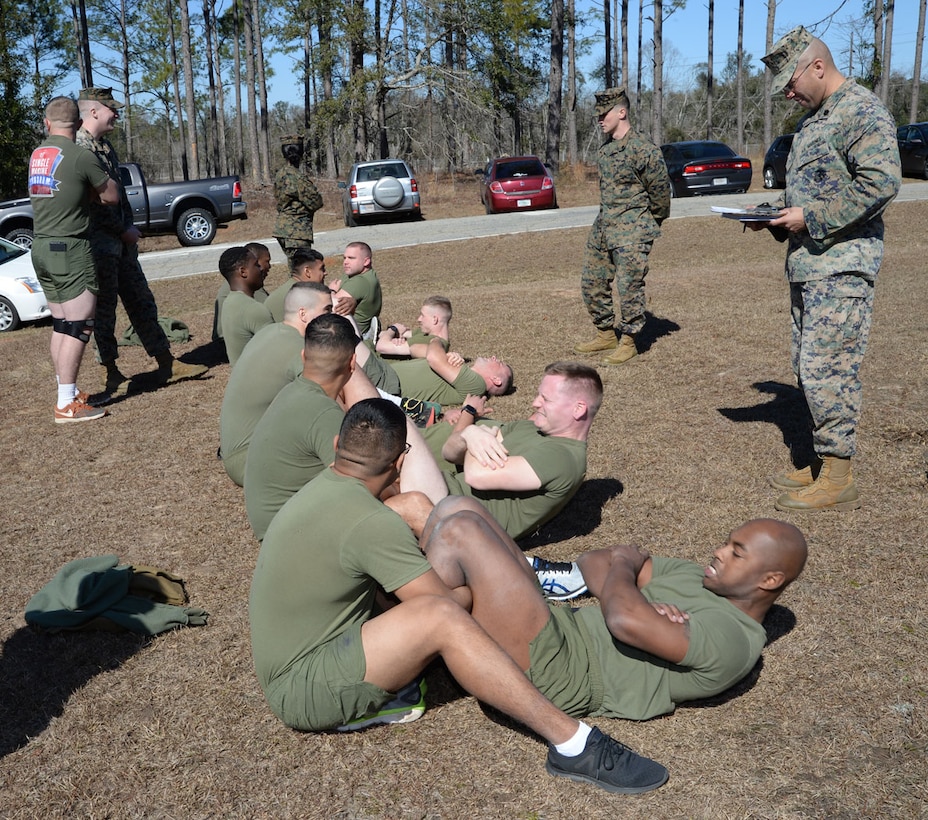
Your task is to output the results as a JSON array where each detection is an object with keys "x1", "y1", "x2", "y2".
[
  {"x1": 517, "y1": 199, "x2": 532, "y2": 207},
  {"x1": 713, "y1": 177, "x2": 728, "y2": 186},
  {"x1": 359, "y1": 202, "x2": 375, "y2": 214}
]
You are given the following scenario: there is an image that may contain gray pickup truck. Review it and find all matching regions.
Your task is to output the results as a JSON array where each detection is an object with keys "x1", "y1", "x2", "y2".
[{"x1": 1, "y1": 162, "x2": 247, "y2": 249}]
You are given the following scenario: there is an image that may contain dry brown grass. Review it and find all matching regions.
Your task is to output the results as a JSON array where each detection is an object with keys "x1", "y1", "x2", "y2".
[{"x1": 1, "y1": 195, "x2": 926, "y2": 818}]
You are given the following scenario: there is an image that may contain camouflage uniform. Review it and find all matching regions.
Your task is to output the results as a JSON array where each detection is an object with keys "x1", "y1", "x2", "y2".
[
  {"x1": 76, "y1": 128, "x2": 170, "y2": 364},
  {"x1": 581, "y1": 129, "x2": 671, "y2": 336},
  {"x1": 779, "y1": 80, "x2": 900, "y2": 457},
  {"x1": 273, "y1": 164, "x2": 323, "y2": 260}
]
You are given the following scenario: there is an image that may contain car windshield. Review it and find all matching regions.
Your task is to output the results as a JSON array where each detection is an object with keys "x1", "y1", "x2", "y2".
[
  {"x1": 677, "y1": 143, "x2": 735, "y2": 160},
  {"x1": 357, "y1": 163, "x2": 407, "y2": 182},
  {"x1": 0, "y1": 238, "x2": 27, "y2": 264},
  {"x1": 495, "y1": 159, "x2": 546, "y2": 179}
]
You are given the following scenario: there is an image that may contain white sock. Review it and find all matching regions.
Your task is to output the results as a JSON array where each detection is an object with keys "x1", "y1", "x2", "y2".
[
  {"x1": 378, "y1": 389, "x2": 401, "y2": 406},
  {"x1": 57, "y1": 383, "x2": 77, "y2": 409},
  {"x1": 553, "y1": 722, "x2": 593, "y2": 756}
]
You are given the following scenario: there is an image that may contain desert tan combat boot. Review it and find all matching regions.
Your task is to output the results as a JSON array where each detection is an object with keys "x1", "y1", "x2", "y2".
[
  {"x1": 774, "y1": 456, "x2": 861, "y2": 511},
  {"x1": 156, "y1": 352, "x2": 208, "y2": 385},
  {"x1": 602, "y1": 333, "x2": 638, "y2": 365},
  {"x1": 574, "y1": 328, "x2": 618, "y2": 353},
  {"x1": 769, "y1": 457, "x2": 822, "y2": 492}
]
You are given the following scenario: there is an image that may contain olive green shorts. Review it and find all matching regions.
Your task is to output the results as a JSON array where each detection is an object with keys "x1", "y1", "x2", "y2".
[
  {"x1": 263, "y1": 622, "x2": 392, "y2": 731},
  {"x1": 31, "y1": 236, "x2": 97, "y2": 303},
  {"x1": 526, "y1": 604, "x2": 602, "y2": 718}
]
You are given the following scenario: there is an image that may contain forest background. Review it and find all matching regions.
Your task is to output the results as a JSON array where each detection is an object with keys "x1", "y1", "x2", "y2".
[{"x1": 1, "y1": 0, "x2": 928, "y2": 200}]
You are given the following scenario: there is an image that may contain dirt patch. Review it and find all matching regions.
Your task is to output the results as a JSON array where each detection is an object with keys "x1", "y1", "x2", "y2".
[{"x1": 1, "y1": 200, "x2": 926, "y2": 817}]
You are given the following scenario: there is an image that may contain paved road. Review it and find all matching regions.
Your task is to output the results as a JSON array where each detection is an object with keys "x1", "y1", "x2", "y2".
[{"x1": 142, "y1": 182, "x2": 928, "y2": 282}]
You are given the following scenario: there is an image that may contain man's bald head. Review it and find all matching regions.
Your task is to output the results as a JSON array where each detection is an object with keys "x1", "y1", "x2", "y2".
[
  {"x1": 746, "y1": 517, "x2": 808, "y2": 591},
  {"x1": 44, "y1": 97, "x2": 81, "y2": 130}
]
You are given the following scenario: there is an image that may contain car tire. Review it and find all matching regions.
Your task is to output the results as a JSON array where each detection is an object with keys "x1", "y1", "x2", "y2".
[
  {"x1": 371, "y1": 177, "x2": 404, "y2": 209},
  {"x1": 922, "y1": 158, "x2": 928, "y2": 180},
  {"x1": 176, "y1": 207, "x2": 217, "y2": 246},
  {"x1": 0, "y1": 295, "x2": 20, "y2": 332},
  {"x1": 763, "y1": 167, "x2": 778, "y2": 189},
  {"x1": 344, "y1": 205, "x2": 358, "y2": 228},
  {"x1": 5, "y1": 227, "x2": 34, "y2": 250}
]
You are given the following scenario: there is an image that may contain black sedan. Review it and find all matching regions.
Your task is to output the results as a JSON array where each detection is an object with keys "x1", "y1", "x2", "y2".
[
  {"x1": 897, "y1": 123, "x2": 928, "y2": 179},
  {"x1": 762, "y1": 134, "x2": 794, "y2": 189},
  {"x1": 660, "y1": 141, "x2": 752, "y2": 197}
]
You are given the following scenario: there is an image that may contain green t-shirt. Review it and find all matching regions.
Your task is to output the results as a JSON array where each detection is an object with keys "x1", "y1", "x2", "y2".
[
  {"x1": 341, "y1": 268, "x2": 382, "y2": 336},
  {"x1": 575, "y1": 557, "x2": 768, "y2": 720},
  {"x1": 219, "y1": 322, "x2": 303, "y2": 481},
  {"x1": 391, "y1": 359, "x2": 486, "y2": 405},
  {"x1": 443, "y1": 419, "x2": 587, "y2": 539},
  {"x1": 250, "y1": 469, "x2": 430, "y2": 691},
  {"x1": 264, "y1": 278, "x2": 296, "y2": 323},
  {"x1": 213, "y1": 281, "x2": 267, "y2": 341},
  {"x1": 29, "y1": 135, "x2": 111, "y2": 238},
  {"x1": 244, "y1": 376, "x2": 343, "y2": 541},
  {"x1": 221, "y1": 291, "x2": 274, "y2": 366}
]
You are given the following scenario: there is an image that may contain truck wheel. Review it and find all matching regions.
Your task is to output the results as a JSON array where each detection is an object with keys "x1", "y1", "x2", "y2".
[
  {"x1": 176, "y1": 208, "x2": 217, "y2": 246},
  {"x1": 0, "y1": 296, "x2": 20, "y2": 332},
  {"x1": 5, "y1": 227, "x2": 34, "y2": 250}
]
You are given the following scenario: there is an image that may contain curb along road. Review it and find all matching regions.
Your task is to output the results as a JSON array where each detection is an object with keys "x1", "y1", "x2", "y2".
[{"x1": 141, "y1": 182, "x2": 928, "y2": 283}]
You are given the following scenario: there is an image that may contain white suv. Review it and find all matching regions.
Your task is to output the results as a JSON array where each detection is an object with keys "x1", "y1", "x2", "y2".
[{"x1": 339, "y1": 159, "x2": 422, "y2": 227}]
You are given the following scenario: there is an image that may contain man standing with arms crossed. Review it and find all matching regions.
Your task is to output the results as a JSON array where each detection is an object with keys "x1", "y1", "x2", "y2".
[
  {"x1": 756, "y1": 27, "x2": 900, "y2": 511},
  {"x1": 574, "y1": 87, "x2": 671, "y2": 365},
  {"x1": 76, "y1": 87, "x2": 207, "y2": 399},
  {"x1": 28, "y1": 96, "x2": 120, "y2": 423}
]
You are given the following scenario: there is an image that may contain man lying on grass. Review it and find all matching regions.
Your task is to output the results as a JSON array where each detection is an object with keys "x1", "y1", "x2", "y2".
[{"x1": 249, "y1": 399, "x2": 669, "y2": 795}]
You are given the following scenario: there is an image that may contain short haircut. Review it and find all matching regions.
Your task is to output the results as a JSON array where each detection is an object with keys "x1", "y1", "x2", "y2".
[
  {"x1": 345, "y1": 241, "x2": 372, "y2": 259},
  {"x1": 218, "y1": 247, "x2": 254, "y2": 282},
  {"x1": 337, "y1": 398, "x2": 407, "y2": 473},
  {"x1": 281, "y1": 142, "x2": 303, "y2": 165},
  {"x1": 303, "y1": 312, "x2": 359, "y2": 361},
  {"x1": 423, "y1": 295, "x2": 452, "y2": 320},
  {"x1": 290, "y1": 247, "x2": 325, "y2": 274},
  {"x1": 283, "y1": 280, "x2": 330, "y2": 317},
  {"x1": 245, "y1": 241, "x2": 269, "y2": 259},
  {"x1": 45, "y1": 96, "x2": 80, "y2": 127},
  {"x1": 544, "y1": 361, "x2": 604, "y2": 416}
]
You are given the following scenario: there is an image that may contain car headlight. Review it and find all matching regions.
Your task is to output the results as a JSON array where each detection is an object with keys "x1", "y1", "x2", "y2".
[{"x1": 15, "y1": 277, "x2": 43, "y2": 293}]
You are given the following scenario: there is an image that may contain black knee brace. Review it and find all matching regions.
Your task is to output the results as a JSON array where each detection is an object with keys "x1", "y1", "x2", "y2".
[{"x1": 52, "y1": 317, "x2": 95, "y2": 343}]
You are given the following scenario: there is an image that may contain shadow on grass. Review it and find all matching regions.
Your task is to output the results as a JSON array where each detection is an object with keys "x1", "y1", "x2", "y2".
[
  {"x1": 0, "y1": 627, "x2": 146, "y2": 758},
  {"x1": 718, "y1": 380, "x2": 817, "y2": 468},
  {"x1": 637, "y1": 312, "x2": 682, "y2": 354},
  {"x1": 518, "y1": 478, "x2": 624, "y2": 549}
]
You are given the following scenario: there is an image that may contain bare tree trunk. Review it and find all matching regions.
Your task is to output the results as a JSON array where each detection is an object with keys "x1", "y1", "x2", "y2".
[
  {"x1": 167, "y1": 0, "x2": 188, "y2": 179},
  {"x1": 567, "y1": 0, "x2": 578, "y2": 164},
  {"x1": 203, "y1": 0, "x2": 222, "y2": 175},
  {"x1": 233, "y1": 0, "x2": 245, "y2": 177},
  {"x1": 881, "y1": 0, "x2": 894, "y2": 104},
  {"x1": 707, "y1": 0, "x2": 714, "y2": 140},
  {"x1": 873, "y1": 0, "x2": 884, "y2": 91},
  {"x1": 763, "y1": 0, "x2": 774, "y2": 147},
  {"x1": 179, "y1": 0, "x2": 200, "y2": 178},
  {"x1": 252, "y1": 0, "x2": 271, "y2": 179},
  {"x1": 635, "y1": 0, "x2": 643, "y2": 124},
  {"x1": 620, "y1": 0, "x2": 628, "y2": 87},
  {"x1": 911, "y1": 0, "x2": 927, "y2": 122},
  {"x1": 71, "y1": 0, "x2": 93, "y2": 87},
  {"x1": 348, "y1": 0, "x2": 367, "y2": 160},
  {"x1": 652, "y1": 0, "x2": 663, "y2": 145},
  {"x1": 735, "y1": 0, "x2": 744, "y2": 153},
  {"x1": 612, "y1": 0, "x2": 619, "y2": 84},
  {"x1": 118, "y1": 0, "x2": 132, "y2": 161},
  {"x1": 242, "y1": 0, "x2": 261, "y2": 183},
  {"x1": 316, "y1": 4, "x2": 338, "y2": 178},
  {"x1": 545, "y1": 0, "x2": 564, "y2": 172},
  {"x1": 604, "y1": 0, "x2": 612, "y2": 86}
]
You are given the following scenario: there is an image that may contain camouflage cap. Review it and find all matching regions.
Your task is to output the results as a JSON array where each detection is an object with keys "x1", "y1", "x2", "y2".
[
  {"x1": 280, "y1": 134, "x2": 304, "y2": 147},
  {"x1": 78, "y1": 87, "x2": 124, "y2": 109},
  {"x1": 762, "y1": 26, "x2": 814, "y2": 93},
  {"x1": 594, "y1": 86, "x2": 630, "y2": 116}
]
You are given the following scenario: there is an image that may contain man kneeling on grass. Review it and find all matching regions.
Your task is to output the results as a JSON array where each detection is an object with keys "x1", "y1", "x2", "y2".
[{"x1": 249, "y1": 399, "x2": 669, "y2": 795}]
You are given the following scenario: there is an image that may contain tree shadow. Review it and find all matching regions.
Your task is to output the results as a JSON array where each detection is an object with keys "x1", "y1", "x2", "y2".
[
  {"x1": 637, "y1": 312, "x2": 682, "y2": 354},
  {"x1": 0, "y1": 626, "x2": 146, "y2": 758},
  {"x1": 518, "y1": 477, "x2": 624, "y2": 549},
  {"x1": 717, "y1": 380, "x2": 816, "y2": 468}
]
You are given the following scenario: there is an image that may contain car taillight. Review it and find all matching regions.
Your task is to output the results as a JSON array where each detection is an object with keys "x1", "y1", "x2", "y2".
[
  {"x1": 233, "y1": 180, "x2": 242, "y2": 198},
  {"x1": 542, "y1": 177, "x2": 554, "y2": 190},
  {"x1": 489, "y1": 181, "x2": 504, "y2": 193},
  {"x1": 410, "y1": 178, "x2": 418, "y2": 192},
  {"x1": 349, "y1": 184, "x2": 357, "y2": 198},
  {"x1": 684, "y1": 160, "x2": 751, "y2": 174}
]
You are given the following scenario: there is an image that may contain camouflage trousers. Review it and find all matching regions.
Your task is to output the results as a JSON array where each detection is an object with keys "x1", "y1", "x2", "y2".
[
  {"x1": 790, "y1": 274, "x2": 874, "y2": 459},
  {"x1": 275, "y1": 236, "x2": 313, "y2": 265},
  {"x1": 93, "y1": 244, "x2": 169, "y2": 364},
  {"x1": 580, "y1": 240, "x2": 653, "y2": 336}
]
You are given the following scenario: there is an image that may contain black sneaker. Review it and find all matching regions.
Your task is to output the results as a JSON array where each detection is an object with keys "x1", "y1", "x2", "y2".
[
  {"x1": 400, "y1": 397, "x2": 440, "y2": 428},
  {"x1": 531, "y1": 556, "x2": 588, "y2": 601},
  {"x1": 546, "y1": 727, "x2": 669, "y2": 794}
]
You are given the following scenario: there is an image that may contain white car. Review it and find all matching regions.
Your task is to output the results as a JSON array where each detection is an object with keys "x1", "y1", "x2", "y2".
[
  {"x1": 0, "y1": 236, "x2": 50, "y2": 331},
  {"x1": 338, "y1": 159, "x2": 422, "y2": 227}
]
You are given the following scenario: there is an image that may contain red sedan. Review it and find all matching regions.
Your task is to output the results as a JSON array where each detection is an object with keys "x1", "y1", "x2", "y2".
[{"x1": 477, "y1": 156, "x2": 557, "y2": 214}]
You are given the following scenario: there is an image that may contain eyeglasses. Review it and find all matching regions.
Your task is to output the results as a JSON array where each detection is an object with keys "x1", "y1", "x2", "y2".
[{"x1": 785, "y1": 62, "x2": 811, "y2": 94}]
